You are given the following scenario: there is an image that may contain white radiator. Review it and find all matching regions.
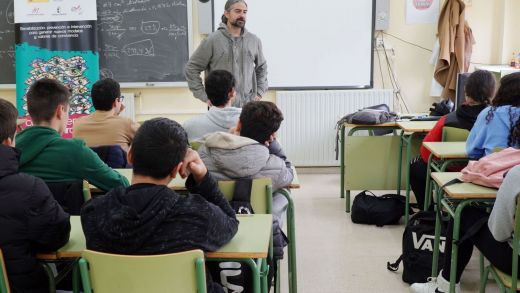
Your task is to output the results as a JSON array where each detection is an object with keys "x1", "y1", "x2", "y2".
[
  {"x1": 276, "y1": 89, "x2": 393, "y2": 166},
  {"x1": 119, "y1": 92, "x2": 136, "y2": 121}
]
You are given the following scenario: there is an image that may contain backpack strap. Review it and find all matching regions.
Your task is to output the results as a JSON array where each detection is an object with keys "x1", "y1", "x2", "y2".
[
  {"x1": 387, "y1": 255, "x2": 403, "y2": 272},
  {"x1": 441, "y1": 178, "x2": 463, "y2": 189},
  {"x1": 454, "y1": 216, "x2": 488, "y2": 245}
]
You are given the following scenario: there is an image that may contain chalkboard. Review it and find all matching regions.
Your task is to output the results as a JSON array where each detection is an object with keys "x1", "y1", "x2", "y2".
[
  {"x1": 97, "y1": 0, "x2": 192, "y2": 86},
  {"x1": 0, "y1": 0, "x2": 15, "y2": 87},
  {"x1": 0, "y1": 0, "x2": 192, "y2": 86}
]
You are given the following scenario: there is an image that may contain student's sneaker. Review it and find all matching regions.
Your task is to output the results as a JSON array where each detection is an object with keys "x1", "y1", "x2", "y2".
[{"x1": 409, "y1": 272, "x2": 460, "y2": 293}]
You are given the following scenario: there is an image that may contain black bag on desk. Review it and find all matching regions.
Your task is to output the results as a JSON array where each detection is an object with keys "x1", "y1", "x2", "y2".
[
  {"x1": 350, "y1": 190, "x2": 406, "y2": 226},
  {"x1": 387, "y1": 211, "x2": 447, "y2": 284}
]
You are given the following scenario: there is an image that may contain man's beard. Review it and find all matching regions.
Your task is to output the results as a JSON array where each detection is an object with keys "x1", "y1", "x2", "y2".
[{"x1": 231, "y1": 18, "x2": 245, "y2": 28}]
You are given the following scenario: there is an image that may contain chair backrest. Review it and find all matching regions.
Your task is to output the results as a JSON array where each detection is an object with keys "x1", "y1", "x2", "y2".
[
  {"x1": 79, "y1": 249, "x2": 206, "y2": 293},
  {"x1": 46, "y1": 180, "x2": 90, "y2": 215},
  {"x1": 510, "y1": 195, "x2": 520, "y2": 290},
  {"x1": 442, "y1": 126, "x2": 469, "y2": 142},
  {"x1": 190, "y1": 141, "x2": 202, "y2": 151},
  {"x1": 218, "y1": 178, "x2": 273, "y2": 214},
  {"x1": 0, "y1": 249, "x2": 10, "y2": 293},
  {"x1": 90, "y1": 145, "x2": 129, "y2": 168}
]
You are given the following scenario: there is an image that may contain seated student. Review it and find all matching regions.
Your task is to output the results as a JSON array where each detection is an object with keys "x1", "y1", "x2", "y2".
[
  {"x1": 466, "y1": 71, "x2": 520, "y2": 158},
  {"x1": 81, "y1": 118, "x2": 238, "y2": 293},
  {"x1": 15, "y1": 78, "x2": 129, "y2": 192},
  {"x1": 74, "y1": 78, "x2": 139, "y2": 152},
  {"x1": 410, "y1": 164, "x2": 520, "y2": 293},
  {"x1": 410, "y1": 70, "x2": 496, "y2": 210},
  {"x1": 198, "y1": 101, "x2": 293, "y2": 242},
  {"x1": 0, "y1": 98, "x2": 70, "y2": 293},
  {"x1": 183, "y1": 70, "x2": 242, "y2": 141}
]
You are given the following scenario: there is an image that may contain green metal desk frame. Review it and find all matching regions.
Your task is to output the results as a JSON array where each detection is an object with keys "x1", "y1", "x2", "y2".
[
  {"x1": 398, "y1": 130, "x2": 428, "y2": 225},
  {"x1": 430, "y1": 181, "x2": 495, "y2": 293},
  {"x1": 340, "y1": 124, "x2": 400, "y2": 212},
  {"x1": 423, "y1": 154, "x2": 469, "y2": 210}
]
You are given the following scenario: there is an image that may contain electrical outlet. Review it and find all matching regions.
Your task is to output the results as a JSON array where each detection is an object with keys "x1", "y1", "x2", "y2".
[{"x1": 376, "y1": 37, "x2": 384, "y2": 48}]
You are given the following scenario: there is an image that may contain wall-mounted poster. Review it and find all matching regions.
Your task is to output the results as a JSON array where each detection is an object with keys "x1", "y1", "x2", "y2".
[
  {"x1": 406, "y1": 0, "x2": 440, "y2": 24},
  {"x1": 14, "y1": 0, "x2": 98, "y2": 137}
]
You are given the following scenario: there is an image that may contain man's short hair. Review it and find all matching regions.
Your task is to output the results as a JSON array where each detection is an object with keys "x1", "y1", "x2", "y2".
[
  {"x1": 91, "y1": 78, "x2": 121, "y2": 111},
  {"x1": 132, "y1": 118, "x2": 188, "y2": 179},
  {"x1": 27, "y1": 78, "x2": 70, "y2": 124},
  {"x1": 0, "y1": 98, "x2": 18, "y2": 142},
  {"x1": 205, "y1": 70, "x2": 235, "y2": 107},
  {"x1": 240, "y1": 101, "x2": 283, "y2": 143}
]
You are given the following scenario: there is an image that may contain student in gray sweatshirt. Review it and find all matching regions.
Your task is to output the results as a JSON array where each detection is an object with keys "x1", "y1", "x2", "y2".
[
  {"x1": 411, "y1": 165, "x2": 520, "y2": 293},
  {"x1": 183, "y1": 70, "x2": 242, "y2": 142}
]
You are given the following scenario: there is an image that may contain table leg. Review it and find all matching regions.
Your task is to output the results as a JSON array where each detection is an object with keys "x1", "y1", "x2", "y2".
[
  {"x1": 431, "y1": 182, "x2": 443, "y2": 277},
  {"x1": 245, "y1": 258, "x2": 262, "y2": 293},
  {"x1": 340, "y1": 125, "x2": 346, "y2": 199},
  {"x1": 396, "y1": 130, "x2": 404, "y2": 196},
  {"x1": 404, "y1": 134, "x2": 413, "y2": 225},
  {"x1": 424, "y1": 154, "x2": 434, "y2": 210},
  {"x1": 448, "y1": 200, "x2": 477, "y2": 293},
  {"x1": 72, "y1": 260, "x2": 80, "y2": 293}
]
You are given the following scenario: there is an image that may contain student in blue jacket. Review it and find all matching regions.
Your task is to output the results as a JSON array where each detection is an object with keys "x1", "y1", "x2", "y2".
[{"x1": 466, "y1": 72, "x2": 520, "y2": 158}]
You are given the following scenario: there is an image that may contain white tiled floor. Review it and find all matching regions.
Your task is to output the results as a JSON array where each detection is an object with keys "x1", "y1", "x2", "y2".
[{"x1": 278, "y1": 172, "x2": 500, "y2": 293}]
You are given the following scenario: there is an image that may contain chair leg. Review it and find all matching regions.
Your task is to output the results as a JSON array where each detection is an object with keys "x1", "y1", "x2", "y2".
[
  {"x1": 479, "y1": 265, "x2": 490, "y2": 293},
  {"x1": 279, "y1": 189, "x2": 297, "y2": 293},
  {"x1": 40, "y1": 263, "x2": 56, "y2": 293}
]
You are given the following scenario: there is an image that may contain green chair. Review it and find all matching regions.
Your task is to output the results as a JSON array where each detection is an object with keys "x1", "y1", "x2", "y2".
[
  {"x1": 79, "y1": 249, "x2": 207, "y2": 293},
  {"x1": 480, "y1": 195, "x2": 520, "y2": 293},
  {"x1": 218, "y1": 178, "x2": 298, "y2": 293},
  {"x1": 441, "y1": 126, "x2": 470, "y2": 142},
  {"x1": 190, "y1": 141, "x2": 202, "y2": 151},
  {"x1": 0, "y1": 249, "x2": 10, "y2": 293}
]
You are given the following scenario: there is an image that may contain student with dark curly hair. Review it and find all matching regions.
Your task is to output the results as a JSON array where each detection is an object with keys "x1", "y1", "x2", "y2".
[
  {"x1": 410, "y1": 70, "x2": 496, "y2": 210},
  {"x1": 466, "y1": 71, "x2": 520, "y2": 158}
]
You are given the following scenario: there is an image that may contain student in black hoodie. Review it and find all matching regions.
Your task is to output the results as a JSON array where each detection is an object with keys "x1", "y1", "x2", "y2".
[
  {"x1": 0, "y1": 98, "x2": 70, "y2": 293},
  {"x1": 410, "y1": 70, "x2": 496, "y2": 210},
  {"x1": 80, "y1": 118, "x2": 238, "y2": 293}
]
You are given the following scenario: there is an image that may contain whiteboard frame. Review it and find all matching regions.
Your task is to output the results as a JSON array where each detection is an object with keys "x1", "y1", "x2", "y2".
[{"x1": 212, "y1": 0, "x2": 376, "y2": 90}]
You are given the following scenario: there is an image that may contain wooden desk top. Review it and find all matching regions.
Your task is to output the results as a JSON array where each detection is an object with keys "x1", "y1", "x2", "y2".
[
  {"x1": 431, "y1": 172, "x2": 498, "y2": 199},
  {"x1": 37, "y1": 214, "x2": 272, "y2": 260},
  {"x1": 397, "y1": 121, "x2": 437, "y2": 133},
  {"x1": 422, "y1": 142, "x2": 468, "y2": 159}
]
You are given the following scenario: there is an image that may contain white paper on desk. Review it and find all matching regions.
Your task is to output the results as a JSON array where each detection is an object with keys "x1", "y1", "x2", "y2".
[{"x1": 406, "y1": 0, "x2": 440, "y2": 24}]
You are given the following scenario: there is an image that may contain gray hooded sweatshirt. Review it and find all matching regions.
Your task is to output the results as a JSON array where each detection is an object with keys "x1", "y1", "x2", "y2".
[
  {"x1": 184, "y1": 23, "x2": 268, "y2": 108},
  {"x1": 488, "y1": 165, "x2": 520, "y2": 249},
  {"x1": 198, "y1": 132, "x2": 293, "y2": 190},
  {"x1": 183, "y1": 106, "x2": 241, "y2": 142}
]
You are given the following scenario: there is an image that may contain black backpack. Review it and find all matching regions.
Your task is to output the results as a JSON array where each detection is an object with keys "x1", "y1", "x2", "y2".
[{"x1": 387, "y1": 211, "x2": 447, "y2": 284}]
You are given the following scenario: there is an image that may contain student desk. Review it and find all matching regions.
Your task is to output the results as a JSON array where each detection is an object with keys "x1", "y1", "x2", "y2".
[
  {"x1": 429, "y1": 172, "x2": 497, "y2": 293},
  {"x1": 422, "y1": 142, "x2": 468, "y2": 210},
  {"x1": 339, "y1": 122, "x2": 401, "y2": 211},
  {"x1": 396, "y1": 121, "x2": 437, "y2": 224},
  {"x1": 91, "y1": 167, "x2": 300, "y2": 192},
  {"x1": 37, "y1": 214, "x2": 273, "y2": 293}
]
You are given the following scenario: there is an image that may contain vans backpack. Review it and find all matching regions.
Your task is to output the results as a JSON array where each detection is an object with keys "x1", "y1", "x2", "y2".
[{"x1": 387, "y1": 211, "x2": 447, "y2": 284}]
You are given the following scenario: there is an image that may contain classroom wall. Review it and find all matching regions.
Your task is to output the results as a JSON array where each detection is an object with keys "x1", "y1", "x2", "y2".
[{"x1": 0, "y1": 0, "x2": 516, "y2": 119}]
